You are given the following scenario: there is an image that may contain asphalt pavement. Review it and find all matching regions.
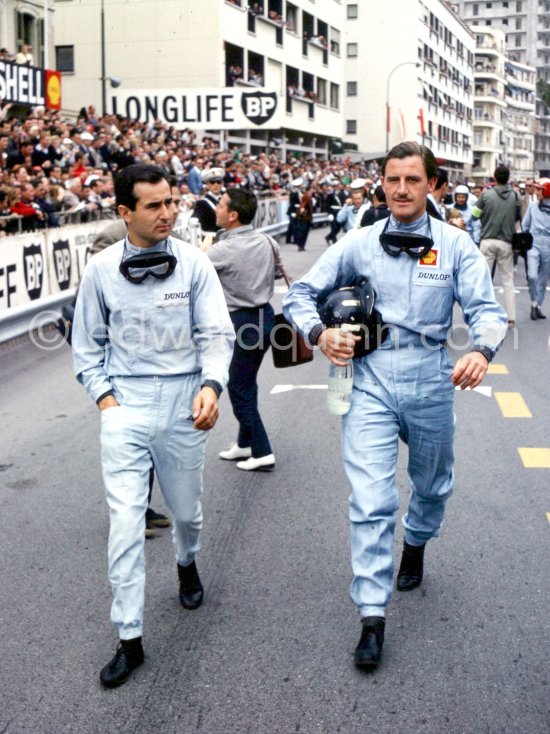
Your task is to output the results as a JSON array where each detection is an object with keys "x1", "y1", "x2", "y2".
[{"x1": 0, "y1": 226, "x2": 549, "y2": 734}]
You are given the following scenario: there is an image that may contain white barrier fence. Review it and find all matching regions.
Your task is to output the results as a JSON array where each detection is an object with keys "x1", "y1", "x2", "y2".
[{"x1": 0, "y1": 197, "x2": 316, "y2": 344}]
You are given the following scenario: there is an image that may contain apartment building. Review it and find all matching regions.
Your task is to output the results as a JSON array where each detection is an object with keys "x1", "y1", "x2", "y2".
[
  {"x1": 343, "y1": 0, "x2": 475, "y2": 177},
  {"x1": 52, "y1": 0, "x2": 345, "y2": 159},
  {"x1": 470, "y1": 27, "x2": 535, "y2": 180},
  {"x1": 455, "y1": 0, "x2": 550, "y2": 176}
]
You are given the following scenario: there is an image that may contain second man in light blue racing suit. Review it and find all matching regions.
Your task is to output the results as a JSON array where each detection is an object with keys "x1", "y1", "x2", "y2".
[{"x1": 282, "y1": 142, "x2": 507, "y2": 671}]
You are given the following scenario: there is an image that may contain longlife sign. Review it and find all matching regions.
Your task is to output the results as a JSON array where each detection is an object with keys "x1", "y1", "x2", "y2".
[
  {"x1": 110, "y1": 87, "x2": 280, "y2": 130},
  {"x1": 0, "y1": 60, "x2": 62, "y2": 110}
]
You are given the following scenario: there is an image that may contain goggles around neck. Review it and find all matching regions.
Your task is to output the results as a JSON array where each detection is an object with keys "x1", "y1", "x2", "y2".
[
  {"x1": 119, "y1": 242, "x2": 177, "y2": 284},
  {"x1": 379, "y1": 217, "x2": 434, "y2": 259}
]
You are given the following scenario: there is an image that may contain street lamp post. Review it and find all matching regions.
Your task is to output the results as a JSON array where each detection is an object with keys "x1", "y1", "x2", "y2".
[
  {"x1": 385, "y1": 62, "x2": 421, "y2": 153},
  {"x1": 101, "y1": 0, "x2": 107, "y2": 116},
  {"x1": 100, "y1": 0, "x2": 121, "y2": 116}
]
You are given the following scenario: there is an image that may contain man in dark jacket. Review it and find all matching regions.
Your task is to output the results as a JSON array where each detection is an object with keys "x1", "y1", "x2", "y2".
[
  {"x1": 360, "y1": 185, "x2": 390, "y2": 227},
  {"x1": 191, "y1": 167, "x2": 224, "y2": 235},
  {"x1": 472, "y1": 164, "x2": 519, "y2": 326}
]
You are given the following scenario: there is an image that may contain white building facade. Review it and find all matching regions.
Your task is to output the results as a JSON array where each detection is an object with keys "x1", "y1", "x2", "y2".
[
  {"x1": 343, "y1": 0, "x2": 475, "y2": 177},
  {"x1": 455, "y1": 0, "x2": 550, "y2": 176},
  {"x1": 52, "y1": 0, "x2": 345, "y2": 159}
]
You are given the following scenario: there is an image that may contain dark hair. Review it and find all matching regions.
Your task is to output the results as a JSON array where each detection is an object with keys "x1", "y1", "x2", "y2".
[
  {"x1": 224, "y1": 187, "x2": 258, "y2": 225},
  {"x1": 373, "y1": 185, "x2": 386, "y2": 203},
  {"x1": 114, "y1": 164, "x2": 169, "y2": 210},
  {"x1": 435, "y1": 168, "x2": 449, "y2": 191},
  {"x1": 382, "y1": 141, "x2": 438, "y2": 180},
  {"x1": 494, "y1": 165, "x2": 510, "y2": 185}
]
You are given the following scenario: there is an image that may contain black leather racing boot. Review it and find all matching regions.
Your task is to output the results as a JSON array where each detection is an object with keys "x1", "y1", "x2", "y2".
[
  {"x1": 177, "y1": 561, "x2": 204, "y2": 609},
  {"x1": 99, "y1": 637, "x2": 144, "y2": 688},
  {"x1": 354, "y1": 616, "x2": 385, "y2": 670},
  {"x1": 396, "y1": 541, "x2": 426, "y2": 591}
]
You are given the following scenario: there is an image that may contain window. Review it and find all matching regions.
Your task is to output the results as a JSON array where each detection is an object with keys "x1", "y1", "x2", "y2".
[
  {"x1": 347, "y1": 81, "x2": 357, "y2": 96},
  {"x1": 515, "y1": 35, "x2": 521, "y2": 46},
  {"x1": 516, "y1": 1, "x2": 522, "y2": 9},
  {"x1": 55, "y1": 45, "x2": 74, "y2": 72},
  {"x1": 330, "y1": 82, "x2": 339, "y2": 109},
  {"x1": 347, "y1": 4, "x2": 358, "y2": 18},
  {"x1": 515, "y1": 18, "x2": 521, "y2": 29},
  {"x1": 330, "y1": 27, "x2": 340, "y2": 55},
  {"x1": 486, "y1": 2, "x2": 492, "y2": 7},
  {"x1": 486, "y1": 19, "x2": 492, "y2": 24},
  {"x1": 502, "y1": 18, "x2": 508, "y2": 24},
  {"x1": 473, "y1": 3, "x2": 479, "y2": 13},
  {"x1": 502, "y1": 0, "x2": 508, "y2": 6},
  {"x1": 317, "y1": 78, "x2": 327, "y2": 105},
  {"x1": 346, "y1": 43, "x2": 358, "y2": 57},
  {"x1": 346, "y1": 120, "x2": 357, "y2": 135}
]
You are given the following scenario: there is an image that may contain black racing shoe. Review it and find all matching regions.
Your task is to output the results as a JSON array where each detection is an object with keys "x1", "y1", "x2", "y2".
[
  {"x1": 99, "y1": 638, "x2": 144, "y2": 688},
  {"x1": 354, "y1": 617, "x2": 385, "y2": 670},
  {"x1": 531, "y1": 306, "x2": 539, "y2": 321},
  {"x1": 396, "y1": 541, "x2": 426, "y2": 591},
  {"x1": 536, "y1": 307, "x2": 546, "y2": 319},
  {"x1": 177, "y1": 561, "x2": 204, "y2": 609},
  {"x1": 145, "y1": 507, "x2": 171, "y2": 528}
]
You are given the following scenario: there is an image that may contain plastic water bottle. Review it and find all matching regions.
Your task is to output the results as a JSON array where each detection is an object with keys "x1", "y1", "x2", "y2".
[{"x1": 326, "y1": 360, "x2": 354, "y2": 415}]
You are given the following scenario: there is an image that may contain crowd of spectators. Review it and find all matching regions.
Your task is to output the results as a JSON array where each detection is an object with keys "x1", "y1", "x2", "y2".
[
  {"x1": 2, "y1": 99, "x2": 539, "y2": 241},
  {"x1": 0, "y1": 100, "x2": 379, "y2": 237}
]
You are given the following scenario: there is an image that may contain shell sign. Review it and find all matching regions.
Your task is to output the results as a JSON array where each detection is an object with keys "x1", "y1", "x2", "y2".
[{"x1": 45, "y1": 70, "x2": 62, "y2": 110}]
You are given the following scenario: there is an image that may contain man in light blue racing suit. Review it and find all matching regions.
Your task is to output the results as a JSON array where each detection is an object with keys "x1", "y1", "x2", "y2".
[
  {"x1": 282, "y1": 142, "x2": 507, "y2": 671},
  {"x1": 72, "y1": 164, "x2": 234, "y2": 688}
]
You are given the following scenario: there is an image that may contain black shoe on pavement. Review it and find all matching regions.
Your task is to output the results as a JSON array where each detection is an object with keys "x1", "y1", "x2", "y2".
[
  {"x1": 145, "y1": 507, "x2": 171, "y2": 527},
  {"x1": 531, "y1": 306, "x2": 539, "y2": 320},
  {"x1": 397, "y1": 541, "x2": 426, "y2": 591},
  {"x1": 178, "y1": 561, "x2": 204, "y2": 609},
  {"x1": 144, "y1": 518, "x2": 157, "y2": 539},
  {"x1": 536, "y1": 307, "x2": 546, "y2": 319},
  {"x1": 99, "y1": 637, "x2": 144, "y2": 688},
  {"x1": 354, "y1": 616, "x2": 385, "y2": 670}
]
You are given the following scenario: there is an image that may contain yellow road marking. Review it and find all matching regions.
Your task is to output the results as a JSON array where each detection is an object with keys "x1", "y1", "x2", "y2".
[
  {"x1": 547, "y1": 513, "x2": 550, "y2": 525},
  {"x1": 494, "y1": 392, "x2": 532, "y2": 418},
  {"x1": 518, "y1": 448, "x2": 550, "y2": 468},
  {"x1": 487, "y1": 364, "x2": 509, "y2": 375}
]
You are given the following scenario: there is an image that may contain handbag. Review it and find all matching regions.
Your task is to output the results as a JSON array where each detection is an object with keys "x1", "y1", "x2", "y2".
[
  {"x1": 511, "y1": 231, "x2": 533, "y2": 254},
  {"x1": 265, "y1": 237, "x2": 314, "y2": 368}
]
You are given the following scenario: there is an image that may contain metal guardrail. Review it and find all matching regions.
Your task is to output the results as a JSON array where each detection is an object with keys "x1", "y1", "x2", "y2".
[{"x1": 0, "y1": 213, "x2": 328, "y2": 346}]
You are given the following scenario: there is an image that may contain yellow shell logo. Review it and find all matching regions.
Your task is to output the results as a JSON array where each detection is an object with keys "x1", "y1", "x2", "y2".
[
  {"x1": 420, "y1": 249, "x2": 437, "y2": 266},
  {"x1": 47, "y1": 74, "x2": 61, "y2": 106}
]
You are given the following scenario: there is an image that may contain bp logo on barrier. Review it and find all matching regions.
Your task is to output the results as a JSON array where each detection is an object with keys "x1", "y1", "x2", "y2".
[
  {"x1": 23, "y1": 243, "x2": 44, "y2": 300},
  {"x1": 52, "y1": 239, "x2": 72, "y2": 290},
  {"x1": 241, "y1": 91, "x2": 277, "y2": 126}
]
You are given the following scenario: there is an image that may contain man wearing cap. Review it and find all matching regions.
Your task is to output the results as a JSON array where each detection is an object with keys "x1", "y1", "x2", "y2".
[
  {"x1": 337, "y1": 180, "x2": 369, "y2": 232},
  {"x1": 282, "y1": 141, "x2": 507, "y2": 672},
  {"x1": 192, "y1": 167, "x2": 225, "y2": 235},
  {"x1": 72, "y1": 164, "x2": 234, "y2": 688},
  {"x1": 285, "y1": 177, "x2": 303, "y2": 244}
]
